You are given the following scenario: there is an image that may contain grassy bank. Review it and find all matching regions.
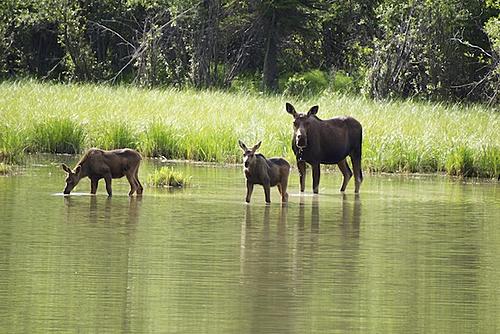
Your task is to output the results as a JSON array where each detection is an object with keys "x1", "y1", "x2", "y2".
[{"x1": 0, "y1": 80, "x2": 499, "y2": 177}]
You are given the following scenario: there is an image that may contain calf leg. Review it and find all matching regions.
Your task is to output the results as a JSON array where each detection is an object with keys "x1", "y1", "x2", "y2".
[
  {"x1": 245, "y1": 181, "x2": 254, "y2": 203},
  {"x1": 337, "y1": 159, "x2": 353, "y2": 192},
  {"x1": 134, "y1": 167, "x2": 143, "y2": 195},
  {"x1": 280, "y1": 177, "x2": 289, "y2": 202},
  {"x1": 104, "y1": 174, "x2": 113, "y2": 197},
  {"x1": 297, "y1": 160, "x2": 306, "y2": 192},
  {"x1": 126, "y1": 172, "x2": 137, "y2": 196},
  {"x1": 90, "y1": 178, "x2": 99, "y2": 195},
  {"x1": 350, "y1": 153, "x2": 363, "y2": 193},
  {"x1": 312, "y1": 163, "x2": 320, "y2": 194}
]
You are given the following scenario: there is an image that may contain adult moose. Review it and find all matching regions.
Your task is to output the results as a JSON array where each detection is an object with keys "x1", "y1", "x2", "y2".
[
  {"x1": 285, "y1": 102, "x2": 363, "y2": 194},
  {"x1": 61, "y1": 148, "x2": 143, "y2": 196}
]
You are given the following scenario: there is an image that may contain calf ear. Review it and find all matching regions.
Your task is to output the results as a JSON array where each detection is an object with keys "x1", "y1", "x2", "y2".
[
  {"x1": 286, "y1": 103, "x2": 298, "y2": 117},
  {"x1": 74, "y1": 165, "x2": 81, "y2": 175},
  {"x1": 62, "y1": 164, "x2": 72, "y2": 174},
  {"x1": 252, "y1": 141, "x2": 262, "y2": 152},
  {"x1": 307, "y1": 105, "x2": 319, "y2": 116},
  {"x1": 238, "y1": 140, "x2": 248, "y2": 151}
]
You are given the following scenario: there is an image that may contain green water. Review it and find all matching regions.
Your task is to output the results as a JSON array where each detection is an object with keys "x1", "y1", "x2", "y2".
[{"x1": 0, "y1": 157, "x2": 499, "y2": 333}]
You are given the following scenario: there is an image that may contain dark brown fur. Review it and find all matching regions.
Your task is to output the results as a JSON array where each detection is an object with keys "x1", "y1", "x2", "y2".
[
  {"x1": 286, "y1": 102, "x2": 363, "y2": 193},
  {"x1": 62, "y1": 148, "x2": 143, "y2": 196},
  {"x1": 239, "y1": 140, "x2": 290, "y2": 203}
]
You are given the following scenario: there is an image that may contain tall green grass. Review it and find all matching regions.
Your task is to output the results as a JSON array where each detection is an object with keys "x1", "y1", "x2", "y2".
[{"x1": 0, "y1": 80, "x2": 498, "y2": 177}]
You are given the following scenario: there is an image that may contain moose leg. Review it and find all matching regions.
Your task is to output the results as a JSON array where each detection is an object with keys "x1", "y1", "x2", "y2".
[
  {"x1": 280, "y1": 178, "x2": 289, "y2": 202},
  {"x1": 312, "y1": 163, "x2": 321, "y2": 194},
  {"x1": 125, "y1": 172, "x2": 137, "y2": 196},
  {"x1": 337, "y1": 159, "x2": 353, "y2": 192},
  {"x1": 350, "y1": 154, "x2": 363, "y2": 193},
  {"x1": 90, "y1": 178, "x2": 99, "y2": 195},
  {"x1": 297, "y1": 160, "x2": 306, "y2": 192},
  {"x1": 104, "y1": 174, "x2": 113, "y2": 197},
  {"x1": 134, "y1": 168, "x2": 143, "y2": 195},
  {"x1": 263, "y1": 182, "x2": 271, "y2": 204},
  {"x1": 245, "y1": 181, "x2": 254, "y2": 203}
]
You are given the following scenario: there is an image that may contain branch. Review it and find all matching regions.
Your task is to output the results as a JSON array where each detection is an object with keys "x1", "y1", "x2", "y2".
[{"x1": 451, "y1": 36, "x2": 493, "y2": 59}]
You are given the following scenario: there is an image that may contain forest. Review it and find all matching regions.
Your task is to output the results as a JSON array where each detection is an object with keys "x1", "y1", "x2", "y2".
[{"x1": 0, "y1": 0, "x2": 499, "y2": 104}]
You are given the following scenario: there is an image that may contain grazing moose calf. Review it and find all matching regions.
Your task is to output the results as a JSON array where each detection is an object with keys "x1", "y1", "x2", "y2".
[
  {"x1": 239, "y1": 140, "x2": 290, "y2": 204},
  {"x1": 61, "y1": 148, "x2": 143, "y2": 196}
]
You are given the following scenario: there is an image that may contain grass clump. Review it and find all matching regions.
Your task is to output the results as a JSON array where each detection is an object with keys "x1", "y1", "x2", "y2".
[
  {"x1": 94, "y1": 122, "x2": 138, "y2": 150},
  {"x1": 27, "y1": 118, "x2": 85, "y2": 154},
  {"x1": 147, "y1": 167, "x2": 191, "y2": 188},
  {"x1": 0, "y1": 163, "x2": 14, "y2": 175}
]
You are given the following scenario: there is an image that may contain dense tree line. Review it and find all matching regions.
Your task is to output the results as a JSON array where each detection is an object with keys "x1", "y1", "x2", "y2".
[{"x1": 0, "y1": 0, "x2": 498, "y2": 103}]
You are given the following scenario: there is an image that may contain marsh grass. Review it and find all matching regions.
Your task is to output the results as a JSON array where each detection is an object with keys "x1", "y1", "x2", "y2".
[
  {"x1": 0, "y1": 80, "x2": 499, "y2": 178},
  {"x1": 27, "y1": 117, "x2": 85, "y2": 154},
  {"x1": 147, "y1": 167, "x2": 191, "y2": 188},
  {"x1": 0, "y1": 162, "x2": 14, "y2": 175}
]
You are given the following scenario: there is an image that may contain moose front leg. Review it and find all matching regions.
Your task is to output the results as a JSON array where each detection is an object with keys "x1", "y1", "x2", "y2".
[
  {"x1": 245, "y1": 181, "x2": 254, "y2": 203},
  {"x1": 90, "y1": 178, "x2": 99, "y2": 195},
  {"x1": 312, "y1": 163, "x2": 320, "y2": 194},
  {"x1": 104, "y1": 174, "x2": 113, "y2": 196},
  {"x1": 297, "y1": 160, "x2": 306, "y2": 192}
]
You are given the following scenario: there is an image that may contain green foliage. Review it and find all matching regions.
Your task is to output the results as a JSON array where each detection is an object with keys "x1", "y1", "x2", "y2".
[
  {"x1": 147, "y1": 166, "x2": 191, "y2": 188},
  {"x1": 95, "y1": 122, "x2": 138, "y2": 150},
  {"x1": 27, "y1": 118, "x2": 85, "y2": 154},
  {"x1": 0, "y1": 162, "x2": 14, "y2": 175},
  {"x1": 1, "y1": 81, "x2": 499, "y2": 178},
  {"x1": 284, "y1": 70, "x2": 329, "y2": 96}
]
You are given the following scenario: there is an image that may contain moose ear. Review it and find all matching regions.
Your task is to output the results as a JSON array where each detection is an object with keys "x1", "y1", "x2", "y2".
[
  {"x1": 285, "y1": 103, "x2": 298, "y2": 117},
  {"x1": 307, "y1": 105, "x2": 319, "y2": 116},
  {"x1": 62, "y1": 163, "x2": 72, "y2": 174},
  {"x1": 252, "y1": 141, "x2": 262, "y2": 152},
  {"x1": 238, "y1": 140, "x2": 248, "y2": 151},
  {"x1": 74, "y1": 165, "x2": 81, "y2": 175}
]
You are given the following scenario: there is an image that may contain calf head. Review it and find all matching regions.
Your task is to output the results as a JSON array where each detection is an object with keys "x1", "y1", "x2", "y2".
[
  {"x1": 62, "y1": 164, "x2": 82, "y2": 194},
  {"x1": 238, "y1": 140, "x2": 262, "y2": 169},
  {"x1": 286, "y1": 102, "x2": 319, "y2": 149}
]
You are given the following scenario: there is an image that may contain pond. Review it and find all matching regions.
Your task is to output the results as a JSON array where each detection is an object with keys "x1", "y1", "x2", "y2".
[{"x1": 0, "y1": 156, "x2": 499, "y2": 333}]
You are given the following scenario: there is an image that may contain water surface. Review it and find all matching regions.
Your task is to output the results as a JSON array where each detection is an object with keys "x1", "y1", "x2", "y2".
[{"x1": 0, "y1": 157, "x2": 499, "y2": 333}]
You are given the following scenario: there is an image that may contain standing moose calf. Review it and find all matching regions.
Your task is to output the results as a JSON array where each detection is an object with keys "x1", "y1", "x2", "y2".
[
  {"x1": 286, "y1": 102, "x2": 363, "y2": 193},
  {"x1": 239, "y1": 140, "x2": 290, "y2": 204},
  {"x1": 61, "y1": 148, "x2": 143, "y2": 196}
]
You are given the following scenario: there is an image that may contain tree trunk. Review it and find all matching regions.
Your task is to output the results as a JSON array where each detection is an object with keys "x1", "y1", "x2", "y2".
[{"x1": 262, "y1": 10, "x2": 278, "y2": 92}]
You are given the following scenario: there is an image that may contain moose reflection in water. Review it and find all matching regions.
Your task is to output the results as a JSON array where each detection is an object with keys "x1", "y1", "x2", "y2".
[
  {"x1": 286, "y1": 102, "x2": 363, "y2": 194},
  {"x1": 62, "y1": 148, "x2": 143, "y2": 196}
]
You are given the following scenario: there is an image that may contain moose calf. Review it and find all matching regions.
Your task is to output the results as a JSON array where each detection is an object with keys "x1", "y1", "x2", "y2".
[
  {"x1": 61, "y1": 148, "x2": 143, "y2": 196},
  {"x1": 239, "y1": 140, "x2": 290, "y2": 204}
]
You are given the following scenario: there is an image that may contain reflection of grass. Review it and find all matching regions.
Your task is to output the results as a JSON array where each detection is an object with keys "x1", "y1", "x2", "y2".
[
  {"x1": 148, "y1": 167, "x2": 191, "y2": 188},
  {"x1": 0, "y1": 80, "x2": 499, "y2": 177}
]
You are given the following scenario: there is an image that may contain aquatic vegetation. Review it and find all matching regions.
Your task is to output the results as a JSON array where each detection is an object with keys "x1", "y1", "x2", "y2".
[
  {"x1": 0, "y1": 80, "x2": 499, "y2": 177},
  {"x1": 0, "y1": 163, "x2": 13, "y2": 175},
  {"x1": 147, "y1": 167, "x2": 191, "y2": 188}
]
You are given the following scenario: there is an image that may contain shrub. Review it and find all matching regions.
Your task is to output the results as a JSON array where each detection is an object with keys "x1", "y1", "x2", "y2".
[{"x1": 284, "y1": 70, "x2": 329, "y2": 96}]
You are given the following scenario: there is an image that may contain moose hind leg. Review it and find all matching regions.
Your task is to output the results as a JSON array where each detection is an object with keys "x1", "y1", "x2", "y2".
[
  {"x1": 350, "y1": 153, "x2": 363, "y2": 193},
  {"x1": 337, "y1": 159, "x2": 353, "y2": 192},
  {"x1": 104, "y1": 174, "x2": 113, "y2": 196},
  {"x1": 134, "y1": 166, "x2": 143, "y2": 195},
  {"x1": 126, "y1": 172, "x2": 137, "y2": 196},
  {"x1": 280, "y1": 178, "x2": 289, "y2": 202},
  {"x1": 263, "y1": 183, "x2": 271, "y2": 204}
]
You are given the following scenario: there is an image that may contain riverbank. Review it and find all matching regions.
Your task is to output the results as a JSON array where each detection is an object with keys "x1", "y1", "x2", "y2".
[{"x1": 0, "y1": 80, "x2": 499, "y2": 177}]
